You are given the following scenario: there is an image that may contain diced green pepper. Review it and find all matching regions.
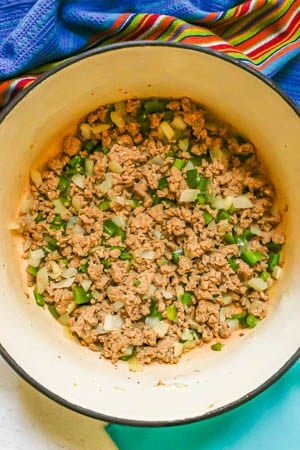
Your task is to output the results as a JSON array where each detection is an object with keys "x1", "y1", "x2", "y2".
[
  {"x1": 27, "y1": 265, "x2": 38, "y2": 277},
  {"x1": 181, "y1": 291, "x2": 192, "y2": 305},
  {"x1": 172, "y1": 249, "x2": 183, "y2": 264},
  {"x1": 50, "y1": 214, "x2": 67, "y2": 230},
  {"x1": 203, "y1": 211, "x2": 213, "y2": 225},
  {"x1": 136, "y1": 111, "x2": 150, "y2": 133},
  {"x1": 58, "y1": 176, "x2": 70, "y2": 192},
  {"x1": 227, "y1": 257, "x2": 238, "y2": 272},
  {"x1": 73, "y1": 285, "x2": 91, "y2": 305},
  {"x1": 166, "y1": 304, "x2": 178, "y2": 322},
  {"x1": 164, "y1": 110, "x2": 174, "y2": 121},
  {"x1": 79, "y1": 262, "x2": 89, "y2": 273},
  {"x1": 172, "y1": 158, "x2": 186, "y2": 170},
  {"x1": 260, "y1": 271, "x2": 270, "y2": 281},
  {"x1": 48, "y1": 304, "x2": 60, "y2": 319},
  {"x1": 83, "y1": 139, "x2": 96, "y2": 153},
  {"x1": 196, "y1": 194, "x2": 206, "y2": 205},
  {"x1": 33, "y1": 288, "x2": 45, "y2": 307},
  {"x1": 216, "y1": 210, "x2": 231, "y2": 223},
  {"x1": 98, "y1": 199, "x2": 111, "y2": 211},
  {"x1": 158, "y1": 176, "x2": 169, "y2": 190},
  {"x1": 102, "y1": 259, "x2": 112, "y2": 269},
  {"x1": 47, "y1": 237, "x2": 59, "y2": 251},
  {"x1": 144, "y1": 98, "x2": 168, "y2": 113},
  {"x1": 119, "y1": 250, "x2": 133, "y2": 261},
  {"x1": 224, "y1": 232, "x2": 236, "y2": 245},
  {"x1": 268, "y1": 252, "x2": 280, "y2": 272},
  {"x1": 35, "y1": 212, "x2": 44, "y2": 223},
  {"x1": 241, "y1": 249, "x2": 264, "y2": 266},
  {"x1": 211, "y1": 342, "x2": 223, "y2": 351},
  {"x1": 148, "y1": 300, "x2": 163, "y2": 320},
  {"x1": 267, "y1": 241, "x2": 283, "y2": 252},
  {"x1": 103, "y1": 219, "x2": 125, "y2": 241},
  {"x1": 198, "y1": 177, "x2": 209, "y2": 193},
  {"x1": 246, "y1": 314, "x2": 260, "y2": 328},
  {"x1": 186, "y1": 169, "x2": 201, "y2": 189},
  {"x1": 133, "y1": 279, "x2": 141, "y2": 287}
]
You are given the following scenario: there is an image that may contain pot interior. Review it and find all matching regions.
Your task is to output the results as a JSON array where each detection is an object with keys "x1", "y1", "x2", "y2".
[{"x1": 0, "y1": 44, "x2": 299, "y2": 424}]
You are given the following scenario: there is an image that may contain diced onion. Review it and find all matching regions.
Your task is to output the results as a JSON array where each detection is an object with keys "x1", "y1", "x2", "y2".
[
  {"x1": 224, "y1": 196, "x2": 235, "y2": 210},
  {"x1": 205, "y1": 178, "x2": 216, "y2": 203},
  {"x1": 108, "y1": 160, "x2": 123, "y2": 174},
  {"x1": 67, "y1": 301, "x2": 77, "y2": 314},
  {"x1": 222, "y1": 294, "x2": 232, "y2": 306},
  {"x1": 8, "y1": 221, "x2": 21, "y2": 231},
  {"x1": 58, "y1": 313, "x2": 70, "y2": 326},
  {"x1": 160, "y1": 121, "x2": 175, "y2": 141},
  {"x1": 153, "y1": 321, "x2": 169, "y2": 338},
  {"x1": 178, "y1": 138, "x2": 189, "y2": 152},
  {"x1": 71, "y1": 195, "x2": 82, "y2": 211},
  {"x1": 183, "y1": 340, "x2": 196, "y2": 351},
  {"x1": 176, "y1": 285, "x2": 184, "y2": 300},
  {"x1": 188, "y1": 319, "x2": 200, "y2": 330},
  {"x1": 53, "y1": 198, "x2": 69, "y2": 216},
  {"x1": 81, "y1": 279, "x2": 92, "y2": 292},
  {"x1": 72, "y1": 224, "x2": 85, "y2": 234},
  {"x1": 179, "y1": 189, "x2": 200, "y2": 203},
  {"x1": 66, "y1": 216, "x2": 77, "y2": 229},
  {"x1": 111, "y1": 111, "x2": 125, "y2": 128},
  {"x1": 247, "y1": 277, "x2": 268, "y2": 291},
  {"x1": 181, "y1": 329, "x2": 194, "y2": 341},
  {"x1": 71, "y1": 174, "x2": 85, "y2": 189},
  {"x1": 141, "y1": 250, "x2": 156, "y2": 260},
  {"x1": 149, "y1": 156, "x2": 164, "y2": 165},
  {"x1": 207, "y1": 219, "x2": 216, "y2": 231},
  {"x1": 128, "y1": 356, "x2": 143, "y2": 372},
  {"x1": 91, "y1": 123, "x2": 111, "y2": 135},
  {"x1": 111, "y1": 215, "x2": 126, "y2": 229},
  {"x1": 219, "y1": 307, "x2": 226, "y2": 322},
  {"x1": 232, "y1": 195, "x2": 253, "y2": 209},
  {"x1": 143, "y1": 283, "x2": 157, "y2": 299},
  {"x1": 226, "y1": 319, "x2": 239, "y2": 329},
  {"x1": 250, "y1": 224, "x2": 263, "y2": 236},
  {"x1": 20, "y1": 194, "x2": 33, "y2": 214},
  {"x1": 80, "y1": 123, "x2": 92, "y2": 140},
  {"x1": 111, "y1": 196, "x2": 125, "y2": 206},
  {"x1": 30, "y1": 248, "x2": 45, "y2": 260},
  {"x1": 53, "y1": 277, "x2": 75, "y2": 289},
  {"x1": 272, "y1": 265, "x2": 282, "y2": 280},
  {"x1": 174, "y1": 342, "x2": 183, "y2": 358},
  {"x1": 50, "y1": 261, "x2": 62, "y2": 279},
  {"x1": 153, "y1": 229, "x2": 162, "y2": 239},
  {"x1": 30, "y1": 169, "x2": 43, "y2": 188},
  {"x1": 212, "y1": 197, "x2": 225, "y2": 210},
  {"x1": 112, "y1": 301, "x2": 125, "y2": 312},
  {"x1": 157, "y1": 256, "x2": 168, "y2": 266},
  {"x1": 103, "y1": 314, "x2": 124, "y2": 331},
  {"x1": 171, "y1": 116, "x2": 187, "y2": 131},
  {"x1": 85, "y1": 159, "x2": 94, "y2": 176},
  {"x1": 145, "y1": 317, "x2": 160, "y2": 329},
  {"x1": 209, "y1": 146, "x2": 224, "y2": 160},
  {"x1": 99, "y1": 173, "x2": 113, "y2": 194},
  {"x1": 161, "y1": 289, "x2": 173, "y2": 300},
  {"x1": 185, "y1": 160, "x2": 195, "y2": 171},
  {"x1": 61, "y1": 267, "x2": 77, "y2": 278},
  {"x1": 36, "y1": 266, "x2": 49, "y2": 294},
  {"x1": 27, "y1": 257, "x2": 41, "y2": 268}
]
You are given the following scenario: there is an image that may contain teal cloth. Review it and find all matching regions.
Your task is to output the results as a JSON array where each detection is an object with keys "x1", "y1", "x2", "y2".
[{"x1": 107, "y1": 360, "x2": 300, "y2": 449}]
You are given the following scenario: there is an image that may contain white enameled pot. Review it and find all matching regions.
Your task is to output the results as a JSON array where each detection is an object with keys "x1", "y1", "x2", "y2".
[{"x1": 0, "y1": 43, "x2": 299, "y2": 426}]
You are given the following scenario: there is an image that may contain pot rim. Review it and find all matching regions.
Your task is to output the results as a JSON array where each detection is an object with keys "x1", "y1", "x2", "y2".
[{"x1": 0, "y1": 41, "x2": 299, "y2": 426}]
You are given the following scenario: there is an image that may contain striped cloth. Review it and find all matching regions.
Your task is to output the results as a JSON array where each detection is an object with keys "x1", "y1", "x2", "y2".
[{"x1": 0, "y1": 0, "x2": 299, "y2": 109}]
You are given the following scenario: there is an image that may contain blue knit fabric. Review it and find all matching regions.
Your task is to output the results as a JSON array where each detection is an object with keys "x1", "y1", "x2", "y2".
[{"x1": 0, "y1": 1, "x2": 299, "y2": 106}]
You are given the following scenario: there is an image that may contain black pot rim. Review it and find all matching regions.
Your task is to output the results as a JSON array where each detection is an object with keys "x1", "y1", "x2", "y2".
[{"x1": 0, "y1": 41, "x2": 299, "y2": 427}]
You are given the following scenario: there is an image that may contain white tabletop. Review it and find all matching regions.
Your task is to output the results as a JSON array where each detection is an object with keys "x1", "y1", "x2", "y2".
[{"x1": 0, "y1": 356, "x2": 117, "y2": 450}]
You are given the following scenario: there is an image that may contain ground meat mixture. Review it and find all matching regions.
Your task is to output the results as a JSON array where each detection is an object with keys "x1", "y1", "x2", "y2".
[{"x1": 17, "y1": 97, "x2": 285, "y2": 366}]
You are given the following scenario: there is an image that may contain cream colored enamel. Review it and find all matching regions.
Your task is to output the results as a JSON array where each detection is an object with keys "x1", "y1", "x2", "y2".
[{"x1": 0, "y1": 45, "x2": 299, "y2": 424}]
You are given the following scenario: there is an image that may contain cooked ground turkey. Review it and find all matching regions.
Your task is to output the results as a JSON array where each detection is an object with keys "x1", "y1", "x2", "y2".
[{"x1": 17, "y1": 97, "x2": 285, "y2": 365}]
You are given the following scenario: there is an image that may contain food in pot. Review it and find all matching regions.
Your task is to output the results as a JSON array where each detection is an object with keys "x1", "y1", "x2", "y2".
[{"x1": 17, "y1": 97, "x2": 285, "y2": 365}]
